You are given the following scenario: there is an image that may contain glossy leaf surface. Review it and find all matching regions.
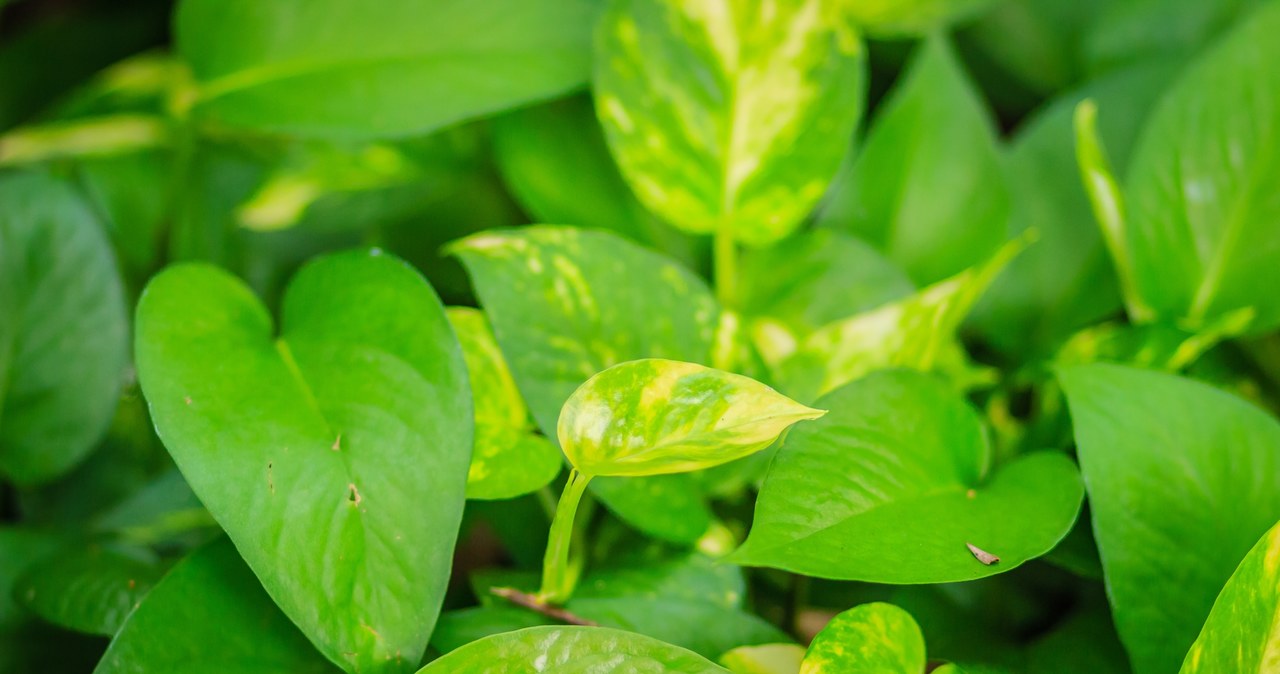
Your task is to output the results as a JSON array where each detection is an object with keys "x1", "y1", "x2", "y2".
[
  {"x1": 136, "y1": 251, "x2": 471, "y2": 673},
  {"x1": 420, "y1": 626, "x2": 730, "y2": 673},
  {"x1": 801, "y1": 603, "x2": 925, "y2": 674},
  {"x1": 735, "y1": 370, "x2": 1083, "y2": 582},
  {"x1": 1060, "y1": 364, "x2": 1280, "y2": 674},
  {"x1": 595, "y1": 0, "x2": 865, "y2": 245}
]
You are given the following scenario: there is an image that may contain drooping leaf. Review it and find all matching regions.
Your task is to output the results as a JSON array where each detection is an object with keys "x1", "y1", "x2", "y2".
[
  {"x1": 0, "y1": 171, "x2": 128, "y2": 485},
  {"x1": 95, "y1": 538, "x2": 337, "y2": 674},
  {"x1": 447, "y1": 307, "x2": 561, "y2": 500},
  {"x1": 420, "y1": 626, "x2": 731, "y2": 673},
  {"x1": 733, "y1": 369, "x2": 1083, "y2": 582},
  {"x1": 176, "y1": 0, "x2": 598, "y2": 139},
  {"x1": 739, "y1": 230, "x2": 913, "y2": 366},
  {"x1": 16, "y1": 543, "x2": 161, "y2": 636},
  {"x1": 1180, "y1": 518, "x2": 1280, "y2": 673},
  {"x1": 490, "y1": 95, "x2": 698, "y2": 263},
  {"x1": 775, "y1": 237, "x2": 1023, "y2": 402},
  {"x1": 842, "y1": 0, "x2": 1002, "y2": 37},
  {"x1": 135, "y1": 250, "x2": 471, "y2": 674},
  {"x1": 720, "y1": 644, "x2": 805, "y2": 674},
  {"x1": 451, "y1": 226, "x2": 720, "y2": 543},
  {"x1": 594, "y1": 0, "x2": 866, "y2": 246},
  {"x1": 1059, "y1": 364, "x2": 1280, "y2": 674},
  {"x1": 801, "y1": 603, "x2": 925, "y2": 674},
  {"x1": 970, "y1": 61, "x2": 1179, "y2": 358},
  {"x1": 558, "y1": 359, "x2": 823, "y2": 478},
  {"x1": 1116, "y1": 1, "x2": 1280, "y2": 331},
  {"x1": 820, "y1": 35, "x2": 1008, "y2": 285}
]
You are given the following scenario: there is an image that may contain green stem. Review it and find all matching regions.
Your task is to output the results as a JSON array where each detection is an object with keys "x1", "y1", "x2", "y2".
[
  {"x1": 713, "y1": 218, "x2": 739, "y2": 310},
  {"x1": 538, "y1": 469, "x2": 591, "y2": 604}
]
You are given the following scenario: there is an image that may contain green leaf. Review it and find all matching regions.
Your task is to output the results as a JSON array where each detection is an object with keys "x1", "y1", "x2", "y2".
[
  {"x1": 1118, "y1": 1, "x2": 1280, "y2": 331},
  {"x1": 775, "y1": 237, "x2": 1023, "y2": 402},
  {"x1": 0, "y1": 172, "x2": 128, "y2": 485},
  {"x1": 1059, "y1": 364, "x2": 1280, "y2": 674},
  {"x1": 447, "y1": 307, "x2": 561, "y2": 500},
  {"x1": 820, "y1": 35, "x2": 1008, "y2": 285},
  {"x1": 16, "y1": 543, "x2": 161, "y2": 636},
  {"x1": 970, "y1": 62, "x2": 1179, "y2": 358},
  {"x1": 720, "y1": 644, "x2": 805, "y2": 674},
  {"x1": 135, "y1": 250, "x2": 471, "y2": 674},
  {"x1": 95, "y1": 538, "x2": 337, "y2": 674},
  {"x1": 176, "y1": 0, "x2": 598, "y2": 139},
  {"x1": 1082, "y1": 0, "x2": 1264, "y2": 75},
  {"x1": 559, "y1": 358, "x2": 824, "y2": 478},
  {"x1": 733, "y1": 369, "x2": 1083, "y2": 582},
  {"x1": 421, "y1": 626, "x2": 731, "y2": 673},
  {"x1": 1180, "y1": 518, "x2": 1280, "y2": 673},
  {"x1": 437, "y1": 600, "x2": 788, "y2": 661},
  {"x1": 594, "y1": 0, "x2": 866, "y2": 246},
  {"x1": 842, "y1": 0, "x2": 1001, "y2": 36},
  {"x1": 491, "y1": 95, "x2": 699, "y2": 264},
  {"x1": 451, "y1": 226, "x2": 720, "y2": 542},
  {"x1": 739, "y1": 230, "x2": 913, "y2": 366},
  {"x1": 801, "y1": 603, "x2": 925, "y2": 674}
]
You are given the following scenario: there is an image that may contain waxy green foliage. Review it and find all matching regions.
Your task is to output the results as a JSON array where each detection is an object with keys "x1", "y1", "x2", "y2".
[
  {"x1": 447, "y1": 307, "x2": 561, "y2": 500},
  {"x1": 594, "y1": 0, "x2": 866, "y2": 246},
  {"x1": 558, "y1": 359, "x2": 824, "y2": 478},
  {"x1": 735, "y1": 369, "x2": 1083, "y2": 582},
  {"x1": 96, "y1": 538, "x2": 336, "y2": 674},
  {"x1": 136, "y1": 250, "x2": 471, "y2": 673},
  {"x1": 1180, "y1": 519, "x2": 1280, "y2": 673},
  {"x1": 801, "y1": 603, "x2": 925, "y2": 674},
  {"x1": 0, "y1": 172, "x2": 127, "y2": 485},
  {"x1": 1060, "y1": 364, "x2": 1280, "y2": 674},
  {"x1": 419, "y1": 626, "x2": 730, "y2": 673},
  {"x1": 1103, "y1": 0, "x2": 1280, "y2": 331},
  {"x1": 177, "y1": 0, "x2": 598, "y2": 139},
  {"x1": 821, "y1": 36, "x2": 1007, "y2": 285},
  {"x1": 452, "y1": 226, "x2": 722, "y2": 542},
  {"x1": 15, "y1": 544, "x2": 159, "y2": 637}
]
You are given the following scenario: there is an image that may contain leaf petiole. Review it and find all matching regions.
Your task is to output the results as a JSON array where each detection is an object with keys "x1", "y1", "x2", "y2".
[{"x1": 537, "y1": 469, "x2": 591, "y2": 604}]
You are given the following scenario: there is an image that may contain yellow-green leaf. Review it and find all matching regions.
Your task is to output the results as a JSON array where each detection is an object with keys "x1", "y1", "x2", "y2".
[
  {"x1": 801, "y1": 603, "x2": 925, "y2": 674},
  {"x1": 720, "y1": 644, "x2": 805, "y2": 674},
  {"x1": 558, "y1": 359, "x2": 824, "y2": 478},
  {"x1": 594, "y1": 0, "x2": 865, "y2": 246},
  {"x1": 447, "y1": 307, "x2": 561, "y2": 501}
]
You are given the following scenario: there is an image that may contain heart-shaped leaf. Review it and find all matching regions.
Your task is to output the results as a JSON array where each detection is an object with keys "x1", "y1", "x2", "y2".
[
  {"x1": 802, "y1": 603, "x2": 925, "y2": 674},
  {"x1": 559, "y1": 359, "x2": 823, "y2": 478},
  {"x1": 420, "y1": 626, "x2": 729, "y2": 673},
  {"x1": 451, "y1": 226, "x2": 721, "y2": 542},
  {"x1": 1059, "y1": 363, "x2": 1280, "y2": 674},
  {"x1": 733, "y1": 369, "x2": 1083, "y2": 582},
  {"x1": 0, "y1": 172, "x2": 127, "y2": 485},
  {"x1": 177, "y1": 0, "x2": 598, "y2": 139},
  {"x1": 1180, "y1": 518, "x2": 1280, "y2": 673},
  {"x1": 96, "y1": 538, "x2": 337, "y2": 674},
  {"x1": 135, "y1": 250, "x2": 471, "y2": 673},
  {"x1": 820, "y1": 35, "x2": 1008, "y2": 285},
  {"x1": 447, "y1": 307, "x2": 561, "y2": 500},
  {"x1": 594, "y1": 0, "x2": 866, "y2": 246},
  {"x1": 1107, "y1": 1, "x2": 1280, "y2": 331}
]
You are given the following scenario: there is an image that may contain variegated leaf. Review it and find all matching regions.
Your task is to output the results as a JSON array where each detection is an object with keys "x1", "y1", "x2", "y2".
[
  {"x1": 594, "y1": 0, "x2": 865, "y2": 246},
  {"x1": 720, "y1": 644, "x2": 805, "y2": 674},
  {"x1": 800, "y1": 603, "x2": 925, "y2": 674},
  {"x1": 558, "y1": 359, "x2": 823, "y2": 477},
  {"x1": 447, "y1": 307, "x2": 561, "y2": 500}
]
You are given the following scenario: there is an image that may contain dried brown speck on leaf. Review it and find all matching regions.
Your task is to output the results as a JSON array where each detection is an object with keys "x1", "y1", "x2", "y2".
[
  {"x1": 348, "y1": 483, "x2": 362, "y2": 506},
  {"x1": 967, "y1": 542, "x2": 1000, "y2": 565},
  {"x1": 332, "y1": 434, "x2": 342, "y2": 451}
]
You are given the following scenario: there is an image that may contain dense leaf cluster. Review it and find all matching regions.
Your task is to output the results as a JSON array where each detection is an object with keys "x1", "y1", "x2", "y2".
[{"x1": 2, "y1": 0, "x2": 1279, "y2": 672}]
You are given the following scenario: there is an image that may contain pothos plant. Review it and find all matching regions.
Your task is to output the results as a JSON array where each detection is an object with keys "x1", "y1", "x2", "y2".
[{"x1": 2, "y1": 0, "x2": 1280, "y2": 673}]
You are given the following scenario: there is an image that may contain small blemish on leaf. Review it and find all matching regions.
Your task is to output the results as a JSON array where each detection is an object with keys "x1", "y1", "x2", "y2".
[
  {"x1": 127, "y1": 579, "x2": 135, "y2": 589},
  {"x1": 267, "y1": 462, "x2": 275, "y2": 494},
  {"x1": 332, "y1": 434, "x2": 342, "y2": 451},
  {"x1": 967, "y1": 542, "x2": 1000, "y2": 565},
  {"x1": 966, "y1": 489, "x2": 977, "y2": 499},
  {"x1": 347, "y1": 483, "x2": 362, "y2": 506},
  {"x1": 184, "y1": 396, "x2": 192, "y2": 406}
]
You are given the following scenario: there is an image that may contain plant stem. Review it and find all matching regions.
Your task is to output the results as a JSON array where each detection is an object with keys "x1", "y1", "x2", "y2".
[
  {"x1": 713, "y1": 218, "x2": 739, "y2": 310},
  {"x1": 490, "y1": 587, "x2": 598, "y2": 626},
  {"x1": 538, "y1": 469, "x2": 591, "y2": 604}
]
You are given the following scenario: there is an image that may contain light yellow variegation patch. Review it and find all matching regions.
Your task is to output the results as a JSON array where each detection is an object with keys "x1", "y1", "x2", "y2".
[
  {"x1": 594, "y1": 0, "x2": 866, "y2": 246},
  {"x1": 557, "y1": 358, "x2": 823, "y2": 477}
]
